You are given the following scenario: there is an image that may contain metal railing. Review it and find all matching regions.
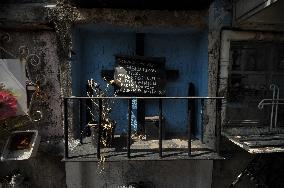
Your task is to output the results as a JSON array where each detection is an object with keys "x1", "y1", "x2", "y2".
[{"x1": 63, "y1": 96, "x2": 224, "y2": 160}]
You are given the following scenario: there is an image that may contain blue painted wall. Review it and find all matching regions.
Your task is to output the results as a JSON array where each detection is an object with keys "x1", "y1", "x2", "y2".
[
  {"x1": 72, "y1": 25, "x2": 208, "y2": 137},
  {"x1": 144, "y1": 31, "x2": 208, "y2": 136}
]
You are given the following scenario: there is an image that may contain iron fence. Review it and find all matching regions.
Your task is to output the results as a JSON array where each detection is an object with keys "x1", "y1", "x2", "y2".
[{"x1": 63, "y1": 96, "x2": 224, "y2": 160}]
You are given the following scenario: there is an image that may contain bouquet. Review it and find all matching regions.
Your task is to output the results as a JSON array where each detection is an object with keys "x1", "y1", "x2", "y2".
[{"x1": 0, "y1": 83, "x2": 17, "y2": 121}]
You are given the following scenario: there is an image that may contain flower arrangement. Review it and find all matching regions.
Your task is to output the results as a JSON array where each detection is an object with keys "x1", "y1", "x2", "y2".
[
  {"x1": 0, "y1": 83, "x2": 31, "y2": 140},
  {"x1": 0, "y1": 83, "x2": 17, "y2": 121}
]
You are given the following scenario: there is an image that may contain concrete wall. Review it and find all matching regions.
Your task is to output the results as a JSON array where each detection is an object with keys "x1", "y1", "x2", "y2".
[
  {"x1": 66, "y1": 160, "x2": 213, "y2": 188},
  {"x1": 0, "y1": 30, "x2": 65, "y2": 187},
  {"x1": 0, "y1": 154, "x2": 65, "y2": 188}
]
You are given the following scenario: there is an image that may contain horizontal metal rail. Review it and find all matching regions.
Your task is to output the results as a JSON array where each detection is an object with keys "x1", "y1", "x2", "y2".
[
  {"x1": 258, "y1": 99, "x2": 284, "y2": 109},
  {"x1": 65, "y1": 96, "x2": 225, "y2": 99},
  {"x1": 63, "y1": 96, "x2": 224, "y2": 160}
]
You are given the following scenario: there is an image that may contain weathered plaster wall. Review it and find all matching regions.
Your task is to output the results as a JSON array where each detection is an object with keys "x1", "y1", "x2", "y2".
[
  {"x1": 205, "y1": 0, "x2": 232, "y2": 147},
  {"x1": 76, "y1": 8, "x2": 208, "y2": 30},
  {"x1": 0, "y1": 29, "x2": 65, "y2": 187},
  {"x1": 0, "y1": 3, "x2": 50, "y2": 30},
  {"x1": 0, "y1": 154, "x2": 65, "y2": 188},
  {"x1": 66, "y1": 160, "x2": 213, "y2": 188},
  {"x1": 0, "y1": 30, "x2": 63, "y2": 139},
  {"x1": 206, "y1": 0, "x2": 250, "y2": 187}
]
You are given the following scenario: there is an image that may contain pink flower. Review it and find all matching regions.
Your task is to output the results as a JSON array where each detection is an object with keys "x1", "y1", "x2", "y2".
[{"x1": 0, "y1": 90, "x2": 17, "y2": 121}]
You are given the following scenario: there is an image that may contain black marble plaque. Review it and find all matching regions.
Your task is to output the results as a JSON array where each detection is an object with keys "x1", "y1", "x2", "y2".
[{"x1": 114, "y1": 55, "x2": 166, "y2": 96}]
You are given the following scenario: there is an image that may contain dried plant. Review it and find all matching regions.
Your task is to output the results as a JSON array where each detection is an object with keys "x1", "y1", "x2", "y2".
[{"x1": 86, "y1": 79, "x2": 116, "y2": 147}]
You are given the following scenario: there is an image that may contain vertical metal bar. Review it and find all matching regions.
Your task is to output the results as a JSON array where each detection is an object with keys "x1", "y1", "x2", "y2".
[
  {"x1": 188, "y1": 108, "x2": 192, "y2": 157},
  {"x1": 64, "y1": 98, "x2": 69, "y2": 159},
  {"x1": 200, "y1": 99, "x2": 205, "y2": 143},
  {"x1": 274, "y1": 87, "x2": 280, "y2": 129},
  {"x1": 188, "y1": 83, "x2": 195, "y2": 156},
  {"x1": 137, "y1": 99, "x2": 145, "y2": 134},
  {"x1": 159, "y1": 98, "x2": 163, "y2": 158},
  {"x1": 270, "y1": 86, "x2": 276, "y2": 131},
  {"x1": 136, "y1": 33, "x2": 146, "y2": 134},
  {"x1": 79, "y1": 98, "x2": 83, "y2": 144},
  {"x1": 215, "y1": 99, "x2": 222, "y2": 154},
  {"x1": 127, "y1": 99, "x2": 132, "y2": 158},
  {"x1": 97, "y1": 98, "x2": 102, "y2": 159}
]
